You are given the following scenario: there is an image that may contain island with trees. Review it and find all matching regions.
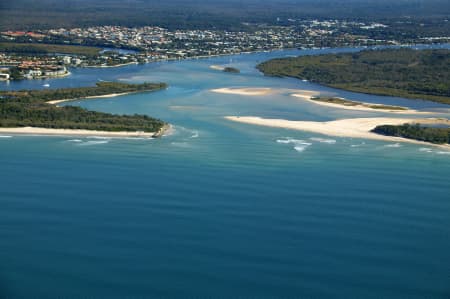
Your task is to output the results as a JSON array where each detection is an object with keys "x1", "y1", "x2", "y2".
[
  {"x1": 257, "y1": 48, "x2": 450, "y2": 104},
  {"x1": 223, "y1": 67, "x2": 240, "y2": 73},
  {"x1": 0, "y1": 82, "x2": 168, "y2": 136}
]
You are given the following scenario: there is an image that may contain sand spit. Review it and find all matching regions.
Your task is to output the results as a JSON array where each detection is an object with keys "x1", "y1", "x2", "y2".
[
  {"x1": 210, "y1": 65, "x2": 226, "y2": 71},
  {"x1": 47, "y1": 92, "x2": 135, "y2": 105},
  {"x1": 291, "y1": 93, "x2": 433, "y2": 114},
  {"x1": 211, "y1": 87, "x2": 273, "y2": 96},
  {"x1": 225, "y1": 116, "x2": 450, "y2": 149},
  {"x1": 211, "y1": 86, "x2": 433, "y2": 115}
]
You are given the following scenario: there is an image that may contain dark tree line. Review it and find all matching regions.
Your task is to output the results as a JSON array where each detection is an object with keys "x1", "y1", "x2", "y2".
[
  {"x1": 257, "y1": 48, "x2": 450, "y2": 104},
  {"x1": 1, "y1": 0, "x2": 449, "y2": 31},
  {"x1": 0, "y1": 42, "x2": 101, "y2": 56},
  {"x1": 0, "y1": 82, "x2": 167, "y2": 132},
  {"x1": 372, "y1": 124, "x2": 450, "y2": 144}
]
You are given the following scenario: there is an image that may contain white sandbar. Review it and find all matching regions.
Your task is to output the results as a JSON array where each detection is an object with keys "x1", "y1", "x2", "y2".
[
  {"x1": 211, "y1": 87, "x2": 273, "y2": 96},
  {"x1": 225, "y1": 116, "x2": 450, "y2": 148}
]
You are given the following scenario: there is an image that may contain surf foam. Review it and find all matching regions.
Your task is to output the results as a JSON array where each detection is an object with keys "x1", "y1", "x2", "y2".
[
  {"x1": 310, "y1": 137, "x2": 336, "y2": 144},
  {"x1": 276, "y1": 138, "x2": 312, "y2": 152}
]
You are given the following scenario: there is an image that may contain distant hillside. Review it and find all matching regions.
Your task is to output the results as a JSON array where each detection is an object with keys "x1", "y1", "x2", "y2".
[
  {"x1": 257, "y1": 48, "x2": 450, "y2": 104},
  {"x1": 1, "y1": 0, "x2": 449, "y2": 30}
]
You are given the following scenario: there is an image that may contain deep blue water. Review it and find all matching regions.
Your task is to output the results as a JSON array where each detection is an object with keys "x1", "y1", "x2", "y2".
[{"x1": 1, "y1": 47, "x2": 450, "y2": 298}]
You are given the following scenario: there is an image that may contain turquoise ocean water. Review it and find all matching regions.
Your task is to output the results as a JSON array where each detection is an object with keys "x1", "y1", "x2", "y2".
[{"x1": 1, "y1": 47, "x2": 449, "y2": 298}]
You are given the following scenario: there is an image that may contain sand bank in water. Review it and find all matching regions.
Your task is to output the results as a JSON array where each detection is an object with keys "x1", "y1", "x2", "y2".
[
  {"x1": 209, "y1": 65, "x2": 225, "y2": 71},
  {"x1": 211, "y1": 87, "x2": 273, "y2": 96},
  {"x1": 225, "y1": 116, "x2": 450, "y2": 148},
  {"x1": 211, "y1": 86, "x2": 432, "y2": 114},
  {"x1": 291, "y1": 93, "x2": 431, "y2": 114}
]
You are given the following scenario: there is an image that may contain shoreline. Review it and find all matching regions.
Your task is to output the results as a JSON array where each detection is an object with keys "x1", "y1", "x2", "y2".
[
  {"x1": 211, "y1": 87, "x2": 273, "y2": 96},
  {"x1": 46, "y1": 85, "x2": 167, "y2": 104},
  {"x1": 84, "y1": 62, "x2": 139, "y2": 68},
  {"x1": 210, "y1": 86, "x2": 436, "y2": 115},
  {"x1": 25, "y1": 85, "x2": 170, "y2": 138},
  {"x1": 291, "y1": 93, "x2": 431, "y2": 114},
  {"x1": 46, "y1": 91, "x2": 138, "y2": 105},
  {"x1": 225, "y1": 116, "x2": 450, "y2": 149},
  {"x1": 79, "y1": 43, "x2": 449, "y2": 69},
  {"x1": 0, "y1": 125, "x2": 171, "y2": 138},
  {"x1": 210, "y1": 65, "x2": 225, "y2": 71}
]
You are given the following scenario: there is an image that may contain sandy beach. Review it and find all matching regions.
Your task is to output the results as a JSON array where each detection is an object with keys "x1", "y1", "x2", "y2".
[
  {"x1": 225, "y1": 116, "x2": 450, "y2": 148},
  {"x1": 47, "y1": 92, "x2": 136, "y2": 105},
  {"x1": 0, "y1": 127, "x2": 157, "y2": 137},
  {"x1": 210, "y1": 65, "x2": 226, "y2": 71},
  {"x1": 290, "y1": 93, "x2": 432, "y2": 114},
  {"x1": 17, "y1": 88, "x2": 170, "y2": 138},
  {"x1": 211, "y1": 87, "x2": 273, "y2": 96},
  {"x1": 211, "y1": 86, "x2": 432, "y2": 114}
]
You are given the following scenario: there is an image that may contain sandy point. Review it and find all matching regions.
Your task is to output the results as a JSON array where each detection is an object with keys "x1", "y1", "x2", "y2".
[
  {"x1": 290, "y1": 93, "x2": 435, "y2": 114},
  {"x1": 209, "y1": 65, "x2": 226, "y2": 71},
  {"x1": 225, "y1": 116, "x2": 450, "y2": 149},
  {"x1": 211, "y1": 87, "x2": 273, "y2": 96},
  {"x1": 46, "y1": 92, "x2": 134, "y2": 105}
]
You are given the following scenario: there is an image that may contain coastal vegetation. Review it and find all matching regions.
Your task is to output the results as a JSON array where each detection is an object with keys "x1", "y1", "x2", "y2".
[
  {"x1": 223, "y1": 67, "x2": 240, "y2": 73},
  {"x1": 310, "y1": 97, "x2": 407, "y2": 110},
  {"x1": 372, "y1": 123, "x2": 450, "y2": 144},
  {"x1": 7, "y1": 81, "x2": 167, "y2": 103},
  {"x1": 0, "y1": 82, "x2": 167, "y2": 132},
  {"x1": 257, "y1": 49, "x2": 450, "y2": 104},
  {"x1": 0, "y1": 42, "x2": 101, "y2": 56}
]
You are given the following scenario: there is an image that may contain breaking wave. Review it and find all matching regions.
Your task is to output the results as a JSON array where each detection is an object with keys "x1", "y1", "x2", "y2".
[
  {"x1": 87, "y1": 136, "x2": 112, "y2": 140},
  {"x1": 277, "y1": 138, "x2": 312, "y2": 152},
  {"x1": 350, "y1": 142, "x2": 365, "y2": 148},
  {"x1": 77, "y1": 140, "x2": 110, "y2": 146},
  {"x1": 171, "y1": 142, "x2": 191, "y2": 148},
  {"x1": 418, "y1": 148, "x2": 450, "y2": 155},
  {"x1": 190, "y1": 130, "x2": 199, "y2": 138},
  {"x1": 310, "y1": 137, "x2": 336, "y2": 144},
  {"x1": 436, "y1": 151, "x2": 450, "y2": 155},
  {"x1": 383, "y1": 143, "x2": 402, "y2": 148}
]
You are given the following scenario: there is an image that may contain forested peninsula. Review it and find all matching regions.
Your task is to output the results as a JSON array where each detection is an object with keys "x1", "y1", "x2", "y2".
[
  {"x1": 0, "y1": 82, "x2": 167, "y2": 135},
  {"x1": 372, "y1": 123, "x2": 450, "y2": 145},
  {"x1": 257, "y1": 48, "x2": 450, "y2": 104}
]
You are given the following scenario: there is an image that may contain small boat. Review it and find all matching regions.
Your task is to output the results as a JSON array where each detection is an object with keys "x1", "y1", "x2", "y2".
[{"x1": 43, "y1": 83, "x2": 50, "y2": 87}]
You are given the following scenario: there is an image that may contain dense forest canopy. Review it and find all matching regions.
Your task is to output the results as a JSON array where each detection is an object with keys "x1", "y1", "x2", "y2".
[
  {"x1": 372, "y1": 124, "x2": 450, "y2": 144},
  {"x1": 1, "y1": 0, "x2": 449, "y2": 30},
  {"x1": 0, "y1": 42, "x2": 101, "y2": 56},
  {"x1": 0, "y1": 82, "x2": 167, "y2": 132},
  {"x1": 257, "y1": 49, "x2": 450, "y2": 104}
]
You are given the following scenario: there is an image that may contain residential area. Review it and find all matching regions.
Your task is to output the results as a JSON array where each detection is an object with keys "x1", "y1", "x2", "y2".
[{"x1": 1, "y1": 19, "x2": 449, "y2": 80}]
